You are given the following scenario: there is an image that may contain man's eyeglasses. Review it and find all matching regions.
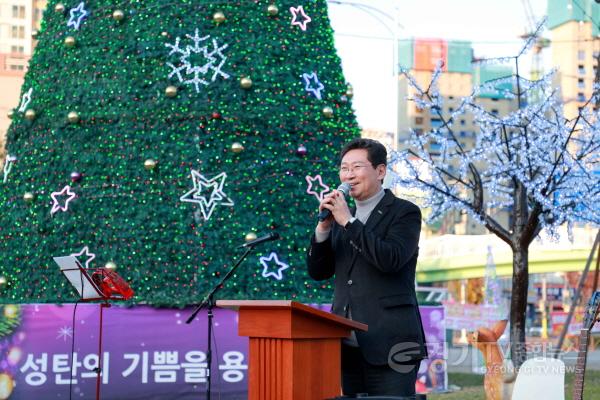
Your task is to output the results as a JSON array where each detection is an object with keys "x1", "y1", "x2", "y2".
[{"x1": 339, "y1": 163, "x2": 370, "y2": 174}]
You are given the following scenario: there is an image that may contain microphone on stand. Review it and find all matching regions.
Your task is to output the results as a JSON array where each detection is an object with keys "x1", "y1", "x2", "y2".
[
  {"x1": 237, "y1": 232, "x2": 280, "y2": 249},
  {"x1": 317, "y1": 182, "x2": 351, "y2": 222}
]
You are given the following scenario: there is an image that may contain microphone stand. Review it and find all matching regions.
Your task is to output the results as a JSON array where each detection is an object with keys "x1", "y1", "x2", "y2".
[{"x1": 185, "y1": 245, "x2": 256, "y2": 400}]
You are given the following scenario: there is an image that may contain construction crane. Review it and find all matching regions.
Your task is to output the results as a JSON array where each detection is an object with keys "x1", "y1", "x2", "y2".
[{"x1": 520, "y1": 0, "x2": 550, "y2": 84}]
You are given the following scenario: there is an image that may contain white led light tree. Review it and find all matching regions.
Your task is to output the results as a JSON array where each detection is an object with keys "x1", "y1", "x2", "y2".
[{"x1": 391, "y1": 27, "x2": 600, "y2": 367}]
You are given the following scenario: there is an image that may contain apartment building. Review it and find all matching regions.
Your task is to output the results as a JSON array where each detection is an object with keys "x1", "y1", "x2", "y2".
[
  {"x1": 547, "y1": 0, "x2": 600, "y2": 119},
  {"x1": 0, "y1": 0, "x2": 45, "y2": 158}
]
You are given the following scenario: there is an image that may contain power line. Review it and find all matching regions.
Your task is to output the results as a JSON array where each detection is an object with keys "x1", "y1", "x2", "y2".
[{"x1": 334, "y1": 32, "x2": 600, "y2": 46}]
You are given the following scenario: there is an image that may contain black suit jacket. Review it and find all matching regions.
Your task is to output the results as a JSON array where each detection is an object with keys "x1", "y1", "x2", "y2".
[{"x1": 307, "y1": 189, "x2": 428, "y2": 365}]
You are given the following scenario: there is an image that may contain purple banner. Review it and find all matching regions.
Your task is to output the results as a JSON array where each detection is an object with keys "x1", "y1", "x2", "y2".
[
  {"x1": 417, "y1": 306, "x2": 447, "y2": 393},
  {"x1": 0, "y1": 304, "x2": 445, "y2": 399}
]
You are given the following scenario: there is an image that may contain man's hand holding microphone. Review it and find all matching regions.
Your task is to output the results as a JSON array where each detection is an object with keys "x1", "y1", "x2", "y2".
[{"x1": 317, "y1": 182, "x2": 352, "y2": 232}]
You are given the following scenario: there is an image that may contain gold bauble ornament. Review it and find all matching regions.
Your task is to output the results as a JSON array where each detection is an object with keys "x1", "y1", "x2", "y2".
[
  {"x1": 64, "y1": 36, "x2": 76, "y2": 48},
  {"x1": 105, "y1": 261, "x2": 117, "y2": 270},
  {"x1": 55, "y1": 3, "x2": 65, "y2": 13},
  {"x1": 240, "y1": 77, "x2": 253, "y2": 89},
  {"x1": 231, "y1": 142, "x2": 244, "y2": 153},
  {"x1": 7, "y1": 110, "x2": 14, "y2": 119},
  {"x1": 322, "y1": 106, "x2": 334, "y2": 118},
  {"x1": 0, "y1": 277, "x2": 6, "y2": 286},
  {"x1": 112, "y1": 9, "x2": 125, "y2": 21},
  {"x1": 346, "y1": 86, "x2": 354, "y2": 98},
  {"x1": 144, "y1": 159, "x2": 157, "y2": 170},
  {"x1": 3, "y1": 305, "x2": 17, "y2": 319},
  {"x1": 165, "y1": 85, "x2": 178, "y2": 98},
  {"x1": 24, "y1": 109, "x2": 36, "y2": 121},
  {"x1": 67, "y1": 111, "x2": 80, "y2": 124},
  {"x1": 31, "y1": 30, "x2": 39, "y2": 39},
  {"x1": 0, "y1": 373, "x2": 14, "y2": 400},
  {"x1": 213, "y1": 11, "x2": 226, "y2": 23},
  {"x1": 267, "y1": 4, "x2": 279, "y2": 16},
  {"x1": 23, "y1": 192, "x2": 35, "y2": 203},
  {"x1": 245, "y1": 232, "x2": 257, "y2": 242},
  {"x1": 161, "y1": 31, "x2": 169, "y2": 38}
]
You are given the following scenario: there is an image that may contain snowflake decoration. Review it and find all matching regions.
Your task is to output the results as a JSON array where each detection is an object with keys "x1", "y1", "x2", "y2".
[
  {"x1": 305, "y1": 174, "x2": 330, "y2": 201},
  {"x1": 259, "y1": 252, "x2": 290, "y2": 281},
  {"x1": 57, "y1": 326, "x2": 73, "y2": 342},
  {"x1": 165, "y1": 29, "x2": 230, "y2": 93},
  {"x1": 18, "y1": 88, "x2": 32, "y2": 113},
  {"x1": 67, "y1": 2, "x2": 89, "y2": 30},
  {"x1": 302, "y1": 72, "x2": 325, "y2": 100},
  {"x1": 290, "y1": 6, "x2": 312, "y2": 31},
  {"x1": 70, "y1": 246, "x2": 96, "y2": 269},
  {"x1": 3, "y1": 155, "x2": 16, "y2": 183},
  {"x1": 180, "y1": 170, "x2": 234, "y2": 220},
  {"x1": 50, "y1": 185, "x2": 76, "y2": 215}
]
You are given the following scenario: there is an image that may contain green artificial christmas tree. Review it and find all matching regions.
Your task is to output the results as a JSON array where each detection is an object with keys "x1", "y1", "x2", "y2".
[{"x1": 0, "y1": 0, "x2": 359, "y2": 306}]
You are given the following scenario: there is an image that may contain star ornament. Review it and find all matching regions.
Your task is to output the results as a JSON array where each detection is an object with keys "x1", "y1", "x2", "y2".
[
  {"x1": 180, "y1": 170, "x2": 234, "y2": 221},
  {"x1": 67, "y1": 2, "x2": 89, "y2": 30},
  {"x1": 3, "y1": 155, "x2": 16, "y2": 183},
  {"x1": 50, "y1": 185, "x2": 76, "y2": 215},
  {"x1": 302, "y1": 72, "x2": 325, "y2": 100},
  {"x1": 260, "y1": 252, "x2": 290, "y2": 281},
  {"x1": 18, "y1": 88, "x2": 32, "y2": 112},
  {"x1": 70, "y1": 246, "x2": 96, "y2": 268},
  {"x1": 305, "y1": 174, "x2": 330, "y2": 201},
  {"x1": 290, "y1": 5, "x2": 312, "y2": 31}
]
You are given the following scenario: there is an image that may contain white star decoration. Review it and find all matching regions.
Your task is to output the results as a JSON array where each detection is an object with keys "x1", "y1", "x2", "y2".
[
  {"x1": 180, "y1": 170, "x2": 234, "y2": 220},
  {"x1": 70, "y1": 246, "x2": 96, "y2": 269},
  {"x1": 166, "y1": 29, "x2": 230, "y2": 93},
  {"x1": 3, "y1": 155, "x2": 16, "y2": 183},
  {"x1": 305, "y1": 174, "x2": 330, "y2": 201},
  {"x1": 50, "y1": 185, "x2": 76, "y2": 215},
  {"x1": 18, "y1": 88, "x2": 32, "y2": 112},
  {"x1": 260, "y1": 252, "x2": 290, "y2": 281},
  {"x1": 302, "y1": 72, "x2": 324, "y2": 100},
  {"x1": 290, "y1": 6, "x2": 312, "y2": 31},
  {"x1": 67, "y1": 2, "x2": 89, "y2": 30}
]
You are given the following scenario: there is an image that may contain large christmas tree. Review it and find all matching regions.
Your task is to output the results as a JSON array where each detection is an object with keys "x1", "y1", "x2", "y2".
[{"x1": 0, "y1": 0, "x2": 359, "y2": 306}]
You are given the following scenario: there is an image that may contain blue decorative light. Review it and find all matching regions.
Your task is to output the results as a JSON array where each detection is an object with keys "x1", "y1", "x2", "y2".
[
  {"x1": 259, "y1": 252, "x2": 290, "y2": 281},
  {"x1": 302, "y1": 72, "x2": 325, "y2": 100},
  {"x1": 67, "y1": 2, "x2": 89, "y2": 30}
]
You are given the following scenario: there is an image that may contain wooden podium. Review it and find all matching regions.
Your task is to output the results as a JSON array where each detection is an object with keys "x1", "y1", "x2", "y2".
[{"x1": 217, "y1": 300, "x2": 367, "y2": 400}]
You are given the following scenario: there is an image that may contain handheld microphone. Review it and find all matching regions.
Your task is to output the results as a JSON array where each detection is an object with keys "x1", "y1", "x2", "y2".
[
  {"x1": 317, "y1": 182, "x2": 351, "y2": 222},
  {"x1": 237, "y1": 232, "x2": 280, "y2": 249}
]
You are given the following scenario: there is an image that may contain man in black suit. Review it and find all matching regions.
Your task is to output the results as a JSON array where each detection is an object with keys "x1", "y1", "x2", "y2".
[{"x1": 306, "y1": 138, "x2": 427, "y2": 398}]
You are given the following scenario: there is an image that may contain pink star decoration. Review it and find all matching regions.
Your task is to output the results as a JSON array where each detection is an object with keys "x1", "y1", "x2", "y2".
[
  {"x1": 290, "y1": 5, "x2": 312, "y2": 31},
  {"x1": 50, "y1": 185, "x2": 77, "y2": 215},
  {"x1": 70, "y1": 246, "x2": 96, "y2": 268},
  {"x1": 305, "y1": 174, "x2": 330, "y2": 201}
]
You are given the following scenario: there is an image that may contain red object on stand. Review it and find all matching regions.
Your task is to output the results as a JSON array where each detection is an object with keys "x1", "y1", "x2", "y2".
[{"x1": 92, "y1": 269, "x2": 134, "y2": 300}]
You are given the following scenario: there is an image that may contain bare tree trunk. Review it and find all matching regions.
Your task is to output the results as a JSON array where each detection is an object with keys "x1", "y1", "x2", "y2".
[
  {"x1": 510, "y1": 246, "x2": 529, "y2": 368},
  {"x1": 510, "y1": 177, "x2": 529, "y2": 369}
]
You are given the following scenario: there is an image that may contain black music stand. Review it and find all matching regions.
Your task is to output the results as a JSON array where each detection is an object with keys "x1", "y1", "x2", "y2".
[{"x1": 54, "y1": 256, "x2": 124, "y2": 400}]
